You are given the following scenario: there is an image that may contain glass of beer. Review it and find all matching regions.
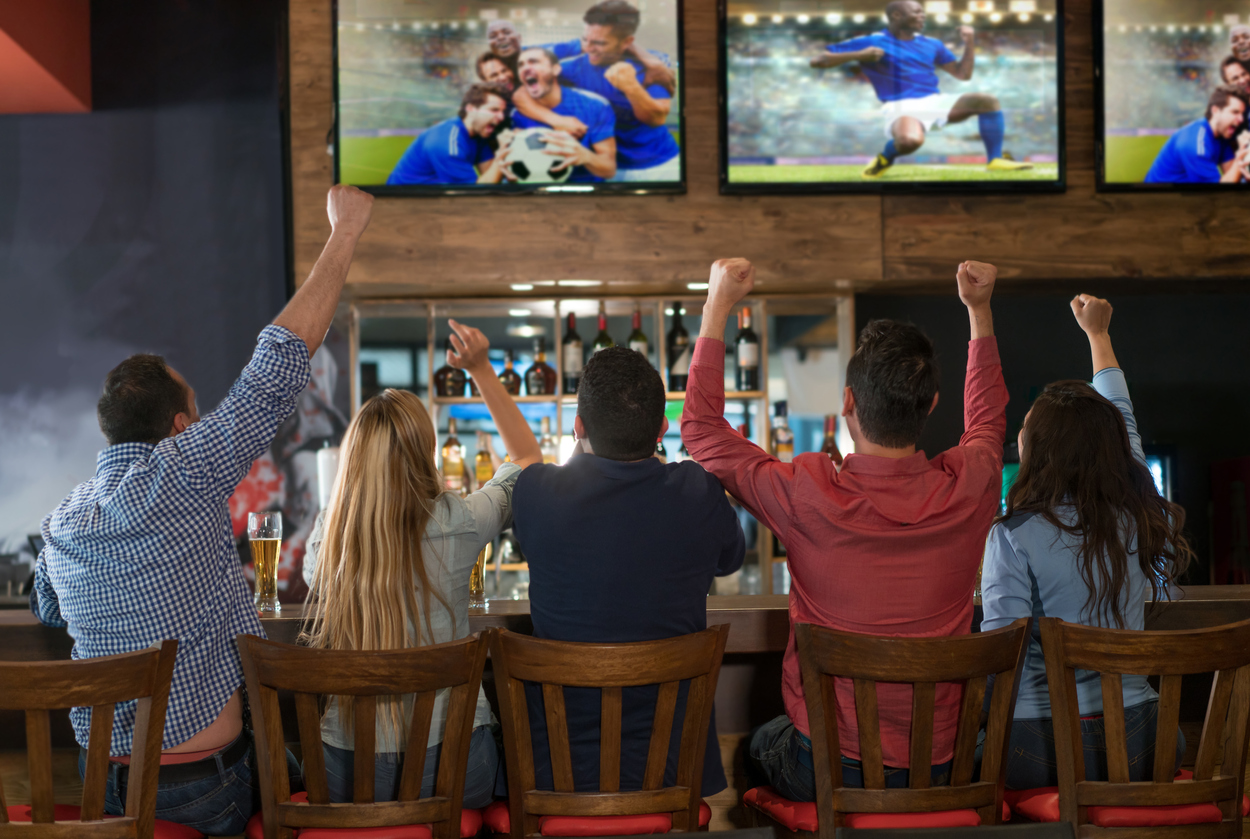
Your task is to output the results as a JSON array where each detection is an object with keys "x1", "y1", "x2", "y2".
[
  {"x1": 248, "y1": 511, "x2": 282, "y2": 614},
  {"x1": 469, "y1": 542, "x2": 491, "y2": 606}
]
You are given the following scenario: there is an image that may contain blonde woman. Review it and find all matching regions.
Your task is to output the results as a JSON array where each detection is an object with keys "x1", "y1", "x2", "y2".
[{"x1": 302, "y1": 319, "x2": 542, "y2": 805}]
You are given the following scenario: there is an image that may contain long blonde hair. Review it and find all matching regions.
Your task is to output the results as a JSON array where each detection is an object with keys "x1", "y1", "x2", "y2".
[{"x1": 302, "y1": 388, "x2": 451, "y2": 744}]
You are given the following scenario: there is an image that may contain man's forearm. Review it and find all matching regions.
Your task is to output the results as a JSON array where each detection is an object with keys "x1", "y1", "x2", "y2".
[
  {"x1": 272, "y1": 230, "x2": 361, "y2": 356},
  {"x1": 811, "y1": 52, "x2": 857, "y2": 68},
  {"x1": 698, "y1": 305, "x2": 731, "y2": 342},
  {"x1": 583, "y1": 150, "x2": 617, "y2": 179},
  {"x1": 968, "y1": 304, "x2": 994, "y2": 339},
  {"x1": 955, "y1": 45, "x2": 975, "y2": 80},
  {"x1": 623, "y1": 84, "x2": 669, "y2": 127}
]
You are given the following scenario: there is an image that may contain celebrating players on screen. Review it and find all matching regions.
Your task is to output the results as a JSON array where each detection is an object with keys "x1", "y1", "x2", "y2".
[
  {"x1": 509, "y1": 48, "x2": 617, "y2": 181},
  {"x1": 812, "y1": 0, "x2": 1032, "y2": 179},
  {"x1": 1231, "y1": 25, "x2": 1250, "y2": 63},
  {"x1": 476, "y1": 53, "x2": 518, "y2": 95},
  {"x1": 557, "y1": 0, "x2": 680, "y2": 182},
  {"x1": 1220, "y1": 55, "x2": 1250, "y2": 92},
  {"x1": 1144, "y1": 86, "x2": 1250, "y2": 184},
  {"x1": 387, "y1": 84, "x2": 512, "y2": 185}
]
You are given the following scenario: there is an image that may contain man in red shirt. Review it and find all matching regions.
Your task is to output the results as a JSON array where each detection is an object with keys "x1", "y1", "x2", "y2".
[{"x1": 681, "y1": 257, "x2": 1006, "y2": 799}]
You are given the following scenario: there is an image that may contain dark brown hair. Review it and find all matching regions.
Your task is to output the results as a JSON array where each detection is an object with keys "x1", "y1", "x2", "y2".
[
  {"x1": 1207, "y1": 84, "x2": 1249, "y2": 119},
  {"x1": 458, "y1": 83, "x2": 509, "y2": 118},
  {"x1": 1001, "y1": 380, "x2": 1193, "y2": 628},
  {"x1": 578, "y1": 346, "x2": 665, "y2": 461},
  {"x1": 97, "y1": 354, "x2": 188, "y2": 445},
  {"x1": 583, "y1": 0, "x2": 641, "y2": 38},
  {"x1": 1220, "y1": 54, "x2": 1247, "y2": 83},
  {"x1": 844, "y1": 319, "x2": 939, "y2": 448}
]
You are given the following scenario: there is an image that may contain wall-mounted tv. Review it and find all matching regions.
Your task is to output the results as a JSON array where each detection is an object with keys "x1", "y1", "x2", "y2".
[
  {"x1": 334, "y1": 0, "x2": 684, "y2": 195},
  {"x1": 720, "y1": 0, "x2": 1065, "y2": 193},
  {"x1": 1097, "y1": 0, "x2": 1250, "y2": 189}
]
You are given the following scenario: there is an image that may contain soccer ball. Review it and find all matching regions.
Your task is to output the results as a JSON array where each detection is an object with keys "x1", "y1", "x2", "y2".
[{"x1": 505, "y1": 128, "x2": 572, "y2": 184}]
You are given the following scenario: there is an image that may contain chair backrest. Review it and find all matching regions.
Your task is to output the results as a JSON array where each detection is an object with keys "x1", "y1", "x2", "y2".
[
  {"x1": 490, "y1": 624, "x2": 731, "y2": 839},
  {"x1": 0, "y1": 640, "x2": 178, "y2": 839},
  {"x1": 796, "y1": 618, "x2": 1031, "y2": 837},
  {"x1": 237, "y1": 631, "x2": 491, "y2": 839},
  {"x1": 1038, "y1": 616, "x2": 1250, "y2": 833}
]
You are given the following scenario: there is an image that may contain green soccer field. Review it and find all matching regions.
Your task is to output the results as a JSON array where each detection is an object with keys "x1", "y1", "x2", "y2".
[
  {"x1": 728, "y1": 163, "x2": 1061, "y2": 183},
  {"x1": 340, "y1": 136, "x2": 418, "y2": 186},
  {"x1": 1104, "y1": 135, "x2": 1170, "y2": 184}
]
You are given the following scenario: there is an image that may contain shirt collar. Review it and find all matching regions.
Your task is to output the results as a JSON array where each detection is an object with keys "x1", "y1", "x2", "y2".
[
  {"x1": 839, "y1": 450, "x2": 931, "y2": 476},
  {"x1": 570, "y1": 450, "x2": 665, "y2": 477},
  {"x1": 97, "y1": 441, "x2": 157, "y2": 472}
]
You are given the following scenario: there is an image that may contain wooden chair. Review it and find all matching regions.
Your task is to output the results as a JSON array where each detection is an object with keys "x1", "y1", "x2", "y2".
[
  {"x1": 237, "y1": 631, "x2": 491, "y2": 839},
  {"x1": 0, "y1": 640, "x2": 183, "y2": 839},
  {"x1": 488, "y1": 624, "x2": 730, "y2": 839},
  {"x1": 744, "y1": 618, "x2": 1031, "y2": 838},
  {"x1": 1038, "y1": 615, "x2": 1250, "y2": 836}
]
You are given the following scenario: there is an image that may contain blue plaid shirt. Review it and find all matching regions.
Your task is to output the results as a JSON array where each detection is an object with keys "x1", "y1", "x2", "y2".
[{"x1": 33, "y1": 325, "x2": 311, "y2": 754}]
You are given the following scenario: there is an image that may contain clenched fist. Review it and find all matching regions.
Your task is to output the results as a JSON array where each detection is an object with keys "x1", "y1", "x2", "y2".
[
  {"x1": 1070, "y1": 294, "x2": 1112, "y2": 336},
  {"x1": 604, "y1": 61, "x2": 639, "y2": 91},
  {"x1": 956, "y1": 260, "x2": 996, "y2": 310},
  {"x1": 707, "y1": 258, "x2": 756, "y2": 313},
  {"x1": 327, "y1": 184, "x2": 374, "y2": 239},
  {"x1": 958, "y1": 25, "x2": 975, "y2": 44}
]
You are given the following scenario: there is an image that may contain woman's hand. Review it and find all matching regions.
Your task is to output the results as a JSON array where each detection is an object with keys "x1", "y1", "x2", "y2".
[{"x1": 447, "y1": 319, "x2": 492, "y2": 378}]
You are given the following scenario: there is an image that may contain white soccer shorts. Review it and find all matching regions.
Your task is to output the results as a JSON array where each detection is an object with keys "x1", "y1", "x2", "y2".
[{"x1": 881, "y1": 93, "x2": 962, "y2": 139}]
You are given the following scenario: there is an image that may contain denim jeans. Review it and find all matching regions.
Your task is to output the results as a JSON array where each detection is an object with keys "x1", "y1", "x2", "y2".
[
  {"x1": 321, "y1": 723, "x2": 499, "y2": 809},
  {"x1": 78, "y1": 732, "x2": 303, "y2": 836},
  {"x1": 746, "y1": 714, "x2": 952, "y2": 803},
  {"x1": 1005, "y1": 700, "x2": 1186, "y2": 789}
]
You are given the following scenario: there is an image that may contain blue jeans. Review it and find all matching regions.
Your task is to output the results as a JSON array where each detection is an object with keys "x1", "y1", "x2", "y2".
[
  {"x1": 746, "y1": 714, "x2": 952, "y2": 802},
  {"x1": 78, "y1": 732, "x2": 303, "y2": 836},
  {"x1": 1005, "y1": 700, "x2": 1185, "y2": 789},
  {"x1": 321, "y1": 723, "x2": 499, "y2": 809}
]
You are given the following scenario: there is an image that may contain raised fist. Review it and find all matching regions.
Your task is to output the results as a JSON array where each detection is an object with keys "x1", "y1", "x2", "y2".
[
  {"x1": 447, "y1": 319, "x2": 492, "y2": 374},
  {"x1": 327, "y1": 184, "x2": 374, "y2": 239},
  {"x1": 1070, "y1": 294, "x2": 1112, "y2": 337},
  {"x1": 955, "y1": 260, "x2": 996, "y2": 309},
  {"x1": 707, "y1": 258, "x2": 756, "y2": 312},
  {"x1": 604, "y1": 61, "x2": 638, "y2": 90},
  {"x1": 958, "y1": 25, "x2": 975, "y2": 44}
]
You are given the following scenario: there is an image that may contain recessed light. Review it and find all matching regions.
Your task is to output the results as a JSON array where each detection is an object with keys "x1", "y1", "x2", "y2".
[
  {"x1": 509, "y1": 308, "x2": 532, "y2": 317},
  {"x1": 853, "y1": 13, "x2": 867, "y2": 23},
  {"x1": 771, "y1": 14, "x2": 784, "y2": 23},
  {"x1": 687, "y1": 283, "x2": 709, "y2": 290},
  {"x1": 510, "y1": 283, "x2": 534, "y2": 291},
  {"x1": 557, "y1": 280, "x2": 603, "y2": 287},
  {"x1": 743, "y1": 13, "x2": 757, "y2": 24}
]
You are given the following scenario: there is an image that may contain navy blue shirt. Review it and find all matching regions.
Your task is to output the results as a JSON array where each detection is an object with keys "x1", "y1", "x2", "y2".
[
  {"x1": 558, "y1": 55, "x2": 679, "y2": 170},
  {"x1": 828, "y1": 29, "x2": 957, "y2": 102},
  {"x1": 512, "y1": 453, "x2": 745, "y2": 796},
  {"x1": 386, "y1": 118, "x2": 495, "y2": 185},
  {"x1": 1144, "y1": 119, "x2": 1236, "y2": 184}
]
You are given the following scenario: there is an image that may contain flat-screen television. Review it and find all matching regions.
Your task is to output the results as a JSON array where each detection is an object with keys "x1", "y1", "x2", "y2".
[
  {"x1": 1097, "y1": 0, "x2": 1250, "y2": 189},
  {"x1": 720, "y1": 0, "x2": 1065, "y2": 193},
  {"x1": 334, "y1": 0, "x2": 685, "y2": 195}
]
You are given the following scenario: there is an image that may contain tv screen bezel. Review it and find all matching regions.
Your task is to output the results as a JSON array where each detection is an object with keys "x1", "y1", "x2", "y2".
[
  {"x1": 717, "y1": 0, "x2": 1067, "y2": 195},
  {"x1": 331, "y1": 0, "x2": 689, "y2": 196}
]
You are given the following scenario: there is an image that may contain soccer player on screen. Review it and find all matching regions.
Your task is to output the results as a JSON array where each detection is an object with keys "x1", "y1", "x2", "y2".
[
  {"x1": 386, "y1": 85, "x2": 514, "y2": 185},
  {"x1": 476, "y1": 53, "x2": 518, "y2": 94},
  {"x1": 510, "y1": 47, "x2": 618, "y2": 181},
  {"x1": 812, "y1": 0, "x2": 1032, "y2": 178},
  {"x1": 1144, "y1": 86, "x2": 1250, "y2": 184}
]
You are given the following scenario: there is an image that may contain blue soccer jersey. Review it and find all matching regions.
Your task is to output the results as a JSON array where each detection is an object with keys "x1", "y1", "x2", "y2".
[
  {"x1": 512, "y1": 87, "x2": 616, "y2": 181},
  {"x1": 827, "y1": 30, "x2": 958, "y2": 103},
  {"x1": 386, "y1": 118, "x2": 496, "y2": 185},
  {"x1": 1144, "y1": 119, "x2": 1236, "y2": 184},
  {"x1": 558, "y1": 55, "x2": 679, "y2": 171}
]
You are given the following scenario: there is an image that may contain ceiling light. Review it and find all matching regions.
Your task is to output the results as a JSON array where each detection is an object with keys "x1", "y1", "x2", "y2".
[
  {"x1": 557, "y1": 280, "x2": 603, "y2": 287},
  {"x1": 989, "y1": 12, "x2": 1002, "y2": 22},
  {"x1": 961, "y1": 12, "x2": 974, "y2": 23},
  {"x1": 509, "y1": 308, "x2": 532, "y2": 317},
  {"x1": 771, "y1": 14, "x2": 784, "y2": 23},
  {"x1": 743, "y1": 13, "x2": 757, "y2": 24},
  {"x1": 797, "y1": 14, "x2": 810, "y2": 24},
  {"x1": 936, "y1": 13, "x2": 949, "y2": 23},
  {"x1": 853, "y1": 13, "x2": 867, "y2": 23},
  {"x1": 506, "y1": 325, "x2": 544, "y2": 338},
  {"x1": 687, "y1": 283, "x2": 709, "y2": 290},
  {"x1": 510, "y1": 283, "x2": 534, "y2": 291},
  {"x1": 825, "y1": 12, "x2": 842, "y2": 23}
]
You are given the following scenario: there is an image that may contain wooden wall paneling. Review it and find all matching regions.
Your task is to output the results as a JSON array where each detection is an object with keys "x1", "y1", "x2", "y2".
[
  {"x1": 881, "y1": 0, "x2": 1250, "y2": 285},
  {"x1": 287, "y1": 0, "x2": 883, "y2": 297}
]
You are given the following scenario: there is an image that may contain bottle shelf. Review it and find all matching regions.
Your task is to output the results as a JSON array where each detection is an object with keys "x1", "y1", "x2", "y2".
[{"x1": 432, "y1": 395, "x2": 561, "y2": 404}]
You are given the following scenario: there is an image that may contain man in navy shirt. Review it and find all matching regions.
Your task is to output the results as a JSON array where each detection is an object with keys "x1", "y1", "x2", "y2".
[
  {"x1": 387, "y1": 84, "x2": 511, "y2": 186},
  {"x1": 512, "y1": 346, "x2": 745, "y2": 797},
  {"x1": 1145, "y1": 86, "x2": 1250, "y2": 184},
  {"x1": 510, "y1": 47, "x2": 617, "y2": 181},
  {"x1": 813, "y1": 0, "x2": 1033, "y2": 179}
]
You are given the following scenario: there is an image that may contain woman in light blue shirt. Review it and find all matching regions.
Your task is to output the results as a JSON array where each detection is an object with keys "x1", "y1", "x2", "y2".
[{"x1": 980, "y1": 295, "x2": 1194, "y2": 789}]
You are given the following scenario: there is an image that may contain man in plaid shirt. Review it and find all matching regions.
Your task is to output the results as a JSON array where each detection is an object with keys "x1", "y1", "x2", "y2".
[{"x1": 32, "y1": 185, "x2": 374, "y2": 835}]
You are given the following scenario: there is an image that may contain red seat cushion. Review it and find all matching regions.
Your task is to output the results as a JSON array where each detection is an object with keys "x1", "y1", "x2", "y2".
[
  {"x1": 742, "y1": 787, "x2": 818, "y2": 832},
  {"x1": 843, "y1": 810, "x2": 982, "y2": 829},
  {"x1": 243, "y1": 793, "x2": 483, "y2": 839},
  {"x1": 1004, "y1": 772, "x2": 1250, "y2": 826},
  {"x1": 482, "y1": 799, "x2": 711, "y2": 836},
  {"x1": 1004, "y1": 787, "x2": 1060, "y2": 823},
  {"x1": 744, "y1": 786, "x2": 1004, "y2": 831},
  {"x1": 6, "y1": 804, "x2": 205, "y2": 839}
]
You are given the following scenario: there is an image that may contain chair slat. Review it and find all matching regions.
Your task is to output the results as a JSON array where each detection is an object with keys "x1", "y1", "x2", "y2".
[
  {"x1": 908, "y1": 682, "x2": 935, "y2": 789},
  {"x1": 295, "y1": 692, "x2": 330, "y2": 805},
  {"x1": 398, "y1": 691, "x2": 437, "y2": 802},
  {"x1": 642, "y1": 681, "x2": 680, "y2": 792},
  {"x1": 1075, "y1": 777, "x2": 1238, "y2": 807},
  {"x1": 1100, "y1": 672, "x2": 1129, "y2": 784},
  {"x1": 80, "y1": 703, "x2": 116, "y2": 821},
  {"x1": 852, "y1": 678, "x2": 885, "y2": 789},
  {"x1": 26, "y1": 709, "x2": 55, "y2": 823},
  {"x1": 1195, "y1": 667, "x2": 1237, "y2": 781},
  {"x1": 1219, "y1": 666, "x2": 1250, "y2": 785},
  {"x1": 354, "y1": 695, "x2": 378, "y2": 804},
  {"x1": 1153, "y1": 673, "x2": 1183, "y2": 783},
  {"x1": 599, "y1": 687, "x2": 622, "y2": 792},
  {"x1": 543, "y1": 683, "x2": 575, "y2": 793},
  {"x1": 950, "y1": 676, "x2": 986, "y2": 786}
]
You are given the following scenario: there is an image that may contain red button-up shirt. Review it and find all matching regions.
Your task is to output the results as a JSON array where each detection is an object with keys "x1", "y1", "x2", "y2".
[{"x1": 681, "y1": 336, "x2": 1007, "y2": 765}]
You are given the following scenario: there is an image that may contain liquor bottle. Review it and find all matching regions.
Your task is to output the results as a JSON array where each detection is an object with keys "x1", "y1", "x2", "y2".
[
  {"x1": 676, "y1": 442, "x2": 693, "y2": 463},
  {"x1": 475, "y1": 432, "x2": 495, "y2": 488},
  {"x1": 628, "y1": 305, "x2": 649, "y2": 358},
  {"x1": 770, "y1": 401, "x2": 794, "y2": 464},
  {"x1": 735, "y1": 307, "x2": 760, "y2": 392},
  {"x1": 441, "y1": 418, "x2": 468, "y2": 496},
  {"x1": 592, "y1": 302, "x2": 614, "y2": 354},
  {"x1": 655, "y1": 439, "x2": 668, "y2": 462},
  {"x1": 498, "y1": 349, "x2": 522, "y2": 396},
  {"x1": 562, "y1": 313, "x2": 584, "y2": 394},
  {"x1": 667, "y1": 301, "x2": 691, "y2": 392},
  {"x1": 433, "y1": 339, "x2": 467, "y2": 397},
  {"x1": 539, "y1": 417, "x2": 559, "y2": 464},
  {"x1": 820, "y1": 414, "x2": 844, "y2": 465},
  {"x1": 525, "y1": 337, "x2": 557, "y2": 396}
]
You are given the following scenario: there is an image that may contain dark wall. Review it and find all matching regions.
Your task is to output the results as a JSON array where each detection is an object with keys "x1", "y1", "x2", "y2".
[
  {"x1": 856, "y1": 291, "x2": 1250, "y2": 579},
  {"x1": 0, "y1": 0, "x2": 289, "y2": 548}
]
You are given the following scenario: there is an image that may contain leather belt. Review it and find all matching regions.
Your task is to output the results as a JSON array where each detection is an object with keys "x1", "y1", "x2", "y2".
[{"x1": 110, "y1": 731, "x2": 251, "y2": 785}]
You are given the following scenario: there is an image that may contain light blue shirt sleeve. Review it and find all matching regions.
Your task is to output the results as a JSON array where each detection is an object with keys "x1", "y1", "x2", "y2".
[
  {"x1": 980, "y1": 522, "x2": 1034, "y2": 633},
  {"x1": 1092, "y1": 367, "x2": 1146, "y2": 467},
  {"x1": 32, "y1": 543, "x2": 67, "y2": 628}
]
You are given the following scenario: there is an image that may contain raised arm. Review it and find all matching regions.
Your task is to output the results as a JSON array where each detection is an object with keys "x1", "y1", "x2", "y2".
[
  {"x1": 272, "y1": 185, "x2": 373, "y2": 357},
  {"x1": 811, "y1": 45, "x2": 883, "y2": 68},
  {"x1": 544, "y1": 131, "x2": 618, "y2": 180},
  {"x1": 447, "y1": 319, "x2": 543, "y2": 469},
  {"x1": 939, "y1": 26, "x2": 975, "y2": 81},
  {"x1": 512, "y1": 88, "x2": 589, "y2": 138},
  {"x1": 955, "y1": 260, "x2": 1008, "y2": 452},
  {"x1": 1073, "y1": 295, "x2": 1147, "y2": 466},
  {"x1": 625, "y1": 43, "x2": 677, "y2": 94},
  {"x1": 605, "y1": 62, "x2": 671, "y2": 127}
]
